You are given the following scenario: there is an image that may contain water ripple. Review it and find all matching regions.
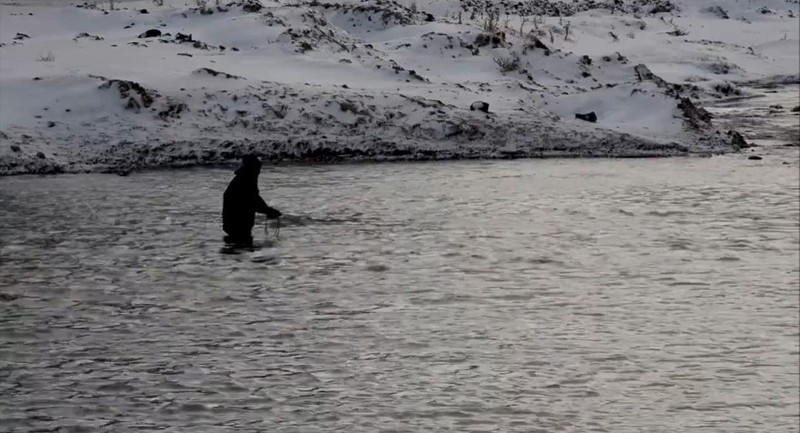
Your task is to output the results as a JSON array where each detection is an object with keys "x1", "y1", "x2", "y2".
[{"x1": 1, "y1": 154, "x2": 798, "y2": 432}]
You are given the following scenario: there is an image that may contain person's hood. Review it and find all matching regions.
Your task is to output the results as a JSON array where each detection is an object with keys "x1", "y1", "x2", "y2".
[{"x1": 235, "y1": 155, "x2": 262, "y2": 176}]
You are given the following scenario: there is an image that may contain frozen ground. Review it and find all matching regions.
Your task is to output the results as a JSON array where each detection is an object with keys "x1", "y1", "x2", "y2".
[{"x1": 0, "y1": 0, "x2": 798, "y2": 174}]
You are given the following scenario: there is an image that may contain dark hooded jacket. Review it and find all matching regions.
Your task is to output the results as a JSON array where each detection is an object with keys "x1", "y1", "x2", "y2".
[{"x1": 222, "y1": 156, "x2": 281, "y2": 239}]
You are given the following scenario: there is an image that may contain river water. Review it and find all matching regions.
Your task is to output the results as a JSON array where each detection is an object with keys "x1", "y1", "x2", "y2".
[{"x1": 1, "y1": 151, "x2": 798, "y2": 432}]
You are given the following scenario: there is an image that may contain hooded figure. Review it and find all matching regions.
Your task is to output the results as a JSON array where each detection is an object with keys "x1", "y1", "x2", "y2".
[{"x1": 223, "y1": 155, "x2": 281, "y2": 245}]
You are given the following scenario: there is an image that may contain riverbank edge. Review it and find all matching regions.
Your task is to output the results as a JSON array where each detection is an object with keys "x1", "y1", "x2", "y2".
[{"x1": 0, "y1": 137, "x2": 743, "y2": 176}]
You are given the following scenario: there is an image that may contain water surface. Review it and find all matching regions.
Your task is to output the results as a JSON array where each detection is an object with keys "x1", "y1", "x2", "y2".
[{"x1": 1, "y1": 152, "x2": 798, "y2": 432}]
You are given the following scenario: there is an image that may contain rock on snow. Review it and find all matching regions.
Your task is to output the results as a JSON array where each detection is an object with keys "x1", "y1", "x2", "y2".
[{"x1": 0, "y1": 0, "x2": 797, "y2": 174}]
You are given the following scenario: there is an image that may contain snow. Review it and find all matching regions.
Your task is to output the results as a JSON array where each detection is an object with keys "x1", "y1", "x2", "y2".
[{"x1": 0, "y1": 0, "x2": 797, "y2": 174}]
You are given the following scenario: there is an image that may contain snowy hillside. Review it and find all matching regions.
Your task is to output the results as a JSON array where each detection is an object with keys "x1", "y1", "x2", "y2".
[{"x1": 0, "y1": 0, "x2": 798, "y2": 174}]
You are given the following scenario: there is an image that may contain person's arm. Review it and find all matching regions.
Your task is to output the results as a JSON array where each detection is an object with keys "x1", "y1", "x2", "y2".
[{"x1": 255, "y1": 194, "x2": 282, "y2": 219}]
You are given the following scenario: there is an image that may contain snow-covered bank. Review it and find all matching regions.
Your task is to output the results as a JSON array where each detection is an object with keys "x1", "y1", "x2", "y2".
[{"x1": 1, "y1": 0, "x2": 797, "y2": 174}]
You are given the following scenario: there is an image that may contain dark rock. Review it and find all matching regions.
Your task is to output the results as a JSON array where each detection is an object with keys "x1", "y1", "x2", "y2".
[
  {"x1": 139, "y1": 8, "x2": 148, "y2": 14},
  {"x1": 474, "y1": 31, "x2": 506, "y2": 47},
  {"x1": 748, "y1": 155, "x2": 762, "y2": 160},
  {"x1": 175, "y1": 32, "x2": 193, "y2": 42},
  {"x1": 713, "y1": 82, "x2": 741, "y2": 96},
  {"x1": 579, "y1": 55, "x2": 592, "y2": 65},
  {"x1": 194, "y1": 67, "x2": 242, "y2": 79},
  {"x1": 158, "y1": 102, "x2": 187, "y2": 120},
  {"x1": 241, "y1": 0, "x2": 263, "y2": 13},
  {"x1": 525, "y1": 36, "x2": 551, "y2": 55},
  {"x1": 575, "y1": 111, "x2": 597, "y2": 123},
  {"x1": 177, "y1": 52, "x2": 192, "y2": 57},
  {"x1": 47, "y1": 121, "x2": 55, "y2": 128},
  {"x1": 470, "y1": 101, "x2": 489, "y2": 113},
  {"x1": 231, "y1": 47, "x2": 240, "y2": 51},
  {"x1": 138, "y1": 29, "x2": 161, "y2": 38},
  {"x1": 408, "y1": 70, "x2": 425, "y2": 81},
  {"x1": 33, "y1": 77, "x2": 41, "y2": 81},
  {"x1": 298, "y1": 41, "x2": 313, "y2": 52},
  {"x1": 192, "y1": 40, "x2": 210, "y2": 50},
  {"x1": 10, "y1": 145, "x2": 21, "y2": 152},
  {"x1": 634, "y1": 64, "x2": 669, "y2": 88},
  {"x1": 678, "y1": 98, "x2": 712, "y2": 129},
  {"x1": 338, "y1": 100, "x2": 359, "y2": 114},
  {"x1": 425, "y1": 13, "x2": 435, "y2": 22},
  {"x1": 702, "y1": 6, "x2": 728, "y2": 19},
  {"x1": 728, "y1": 130, "x2": 749, "y2": 149},
  {"x1": 792, "y1": 106, "x2": 800, "y2": 113},
  {"x1": 98, "y1": 79, "x2": 157, "y2": 111},
  {"x1": 74, "y1": 32, "x2": 104, "y2": 41},
  {"x1": 708, "y1": 62, "x2": 738, "y2": 75},
  {"x1": 13, "y1": 33, "x2": 30, "y2": 40},
  {"x1": 36, "y1": 151, "x2": 46, "y2": 159},
  {"x1": 650, "y1": 2, "x2": 675, "y2": 14}
]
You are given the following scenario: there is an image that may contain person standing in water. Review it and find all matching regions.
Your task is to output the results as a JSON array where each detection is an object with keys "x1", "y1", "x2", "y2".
[{"x1": 223, "y1": 155, "x2": 281, "y2": 246}]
